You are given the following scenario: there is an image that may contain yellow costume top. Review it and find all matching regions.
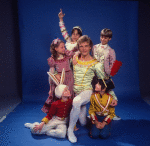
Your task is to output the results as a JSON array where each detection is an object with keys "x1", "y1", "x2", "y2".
[
  {"x1": 89, "y1": 92, "x2": 115, "y2": 124},
  {"x1": 73, "y1": 57, "x2": 105, "y2": 94}
]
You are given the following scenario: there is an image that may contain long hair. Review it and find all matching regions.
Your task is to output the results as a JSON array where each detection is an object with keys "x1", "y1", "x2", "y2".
[{"x1": 50, "y1": 39, "x2": 64, "y2": 60}]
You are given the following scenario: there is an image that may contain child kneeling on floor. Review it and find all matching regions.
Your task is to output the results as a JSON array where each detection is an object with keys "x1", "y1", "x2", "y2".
[
  {"x1": 89, "y1": 76, "x2": 117, "y2": 139},
  {"x1": 24, "y1": 69, "x2": 72, "y2": 138}
]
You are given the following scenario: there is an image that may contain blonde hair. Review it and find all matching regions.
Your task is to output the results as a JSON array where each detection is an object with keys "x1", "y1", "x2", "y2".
[{"x1": 77, "y1": 35, "x2": 93, "y2": 48}]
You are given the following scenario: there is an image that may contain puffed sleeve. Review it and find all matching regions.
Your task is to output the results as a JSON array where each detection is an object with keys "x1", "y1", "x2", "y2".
[
  {"x1": 108, "y1": 90, "x2": 118, "y2": 101},
  {"x1": 92, "y1": 45, "x2": 98, "y2": 59},
  {"x1": 94, "y1": 62, "x2": 105, "y2": 79},
  {"x1": 47, "y1": 57, "x2": 55, "y2": 67},
  {"x1": 104, "y1": 48, "x2": 116, "y2": 75},
  {"x1": 59, "y1": 21, "x2": 71, "y2": 42}
]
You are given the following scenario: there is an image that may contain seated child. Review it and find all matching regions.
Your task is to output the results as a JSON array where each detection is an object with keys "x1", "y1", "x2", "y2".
[
  {"x1": 89, "y1": 76, "x2": 117, "y2": 139},
  {"x1": 24, "y1": 69, "x2": 72, "y2": 138}
]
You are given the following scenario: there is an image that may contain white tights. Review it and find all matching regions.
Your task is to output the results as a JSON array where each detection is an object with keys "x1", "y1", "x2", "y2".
[{"x1": 68, "y1": 90, "x2": 92, "y2": 142}]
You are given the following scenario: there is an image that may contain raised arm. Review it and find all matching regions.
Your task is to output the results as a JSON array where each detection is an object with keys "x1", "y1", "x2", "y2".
[{"x1": 58, "y1": 9, "x2": 71, "y2": 42}]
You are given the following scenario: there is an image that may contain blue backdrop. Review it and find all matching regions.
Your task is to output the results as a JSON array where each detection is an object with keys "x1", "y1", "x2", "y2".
[{"x1": 17, "y1": 0, "x2": 140, "y2": 103}]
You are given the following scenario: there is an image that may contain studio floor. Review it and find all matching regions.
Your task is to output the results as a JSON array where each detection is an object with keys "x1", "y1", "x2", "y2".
[{"x1": 0, "y1": 94, "x2": 150, "y2": 146}]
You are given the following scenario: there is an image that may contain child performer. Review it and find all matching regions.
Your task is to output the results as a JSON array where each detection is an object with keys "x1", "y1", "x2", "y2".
[
  {"x1": 58, "y1": 9, "x2": 82, "y2": 51},
  {"x1": 92, "y1": 28, "x2": 122, "y2": 120},
  {"x1": 89, "y1": 76, "x2": 116, "y2": 139},
  {"x1": 25, "y1": 69, "x2": 72, "y2": 139},
  {"x1": 41, "y1": 38, "x2": 76, "y2": 113}
]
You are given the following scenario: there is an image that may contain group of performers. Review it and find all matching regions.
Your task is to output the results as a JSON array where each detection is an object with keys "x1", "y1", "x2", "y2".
[{"x1": 24, "y1": 9, "x2": 122, "y2": 143}]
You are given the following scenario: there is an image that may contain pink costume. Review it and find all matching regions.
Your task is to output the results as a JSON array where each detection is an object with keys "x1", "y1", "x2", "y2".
[
  {"x1": 92, "y1": 43, "x2": 116, "y2": 76},
  {"x1": 41, "y1": 50, "x2": 74, "y2": 113}
]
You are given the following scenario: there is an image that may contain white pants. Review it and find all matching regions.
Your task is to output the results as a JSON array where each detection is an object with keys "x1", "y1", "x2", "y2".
[
  {"x1": 68, "y1": 90, "x2": 92, "y2": 132},
  {"x1": 30, "y1": 116, "x2": 67, "y2": 138}
]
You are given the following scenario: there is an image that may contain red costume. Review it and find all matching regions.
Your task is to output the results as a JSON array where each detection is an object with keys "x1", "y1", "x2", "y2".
[{"x1": 42, "y1": 98, "x2": 72, "y2": 123}]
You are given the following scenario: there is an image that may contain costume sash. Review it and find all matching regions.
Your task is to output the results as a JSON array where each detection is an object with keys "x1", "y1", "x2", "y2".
[{"x1": 94, "y1": 93, "x2": 111, "y2": 114}]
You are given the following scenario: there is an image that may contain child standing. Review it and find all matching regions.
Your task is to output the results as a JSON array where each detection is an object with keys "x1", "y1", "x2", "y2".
[
  {"x1": 92, "y1": 28, "x2": 121, "y2": 120},
  {"x1": 41, "y1": 38, "x2": 75, "y2": 113},
  {"x1": 25, "y1": 69, "x2": 72, "y2": 138},
  {"x1": 89, "y1": 76, "x2": 116, "y2": 139},
  {"x1": 58, "y1": 9, "x2": 82, "y2": 51}
]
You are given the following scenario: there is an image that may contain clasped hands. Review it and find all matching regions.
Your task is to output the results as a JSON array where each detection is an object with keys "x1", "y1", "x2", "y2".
[{"x1": 94, "y1": 120, "x2": 107, "y2": 129}]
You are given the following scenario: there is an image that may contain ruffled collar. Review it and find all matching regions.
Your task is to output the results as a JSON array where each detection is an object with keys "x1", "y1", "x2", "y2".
[{"x1": 99, "y1": 43, "x2": 108, "y2": 49}]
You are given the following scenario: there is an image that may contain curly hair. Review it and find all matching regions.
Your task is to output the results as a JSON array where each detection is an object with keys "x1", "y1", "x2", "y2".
[{"x1": 50, "y1": 39, "x2": 64, "y2": 60}]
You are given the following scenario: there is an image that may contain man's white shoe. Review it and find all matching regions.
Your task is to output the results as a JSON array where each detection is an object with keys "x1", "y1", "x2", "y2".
[{"x1": 67, "y1": 130, "x2": 77, "y2": 143}]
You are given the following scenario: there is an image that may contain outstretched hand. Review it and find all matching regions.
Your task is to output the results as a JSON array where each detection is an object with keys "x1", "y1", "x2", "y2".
[{"x1": 58, "y1": 9, "x2": 65, "y2": 21}]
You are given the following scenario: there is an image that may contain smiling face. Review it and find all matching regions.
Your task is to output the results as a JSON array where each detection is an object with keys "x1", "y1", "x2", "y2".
[
  {"x1": 100, "y1": 35, "x2": 111, "y2": 45},
  {"x1": 55, "y1": 42, "x2": 65, "y2": 55},
  {"x1": 61, "y1": 87, "x2": 71, "y2": 102},
  {"x1": 71, "y1": 29, "x2": 80, "y2": 42},
  {"x1": 78, "y1": 42, "x2": 91, "y2": 57}
]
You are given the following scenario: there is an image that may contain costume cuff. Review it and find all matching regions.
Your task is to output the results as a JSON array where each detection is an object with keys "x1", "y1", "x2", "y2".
[
  {"x1": 41, "y1": 117, "x2": 49, "y2": 124},
  {"x1": 104, "y1": 116, "x2": 111, "y2": 124},
  {"x1": 90, "y1": 114, "x2": 98, "y2": 124}
]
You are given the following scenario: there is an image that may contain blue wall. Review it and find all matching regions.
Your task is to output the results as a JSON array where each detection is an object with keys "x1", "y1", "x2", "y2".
[{"x1": 17, "y1": 0, "x2": 139, "y2": 102}]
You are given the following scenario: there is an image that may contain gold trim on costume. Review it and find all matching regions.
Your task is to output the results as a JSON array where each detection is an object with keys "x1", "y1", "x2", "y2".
[{"x1": 73, "y1": 56, "x2": 98, "y2": 91}]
